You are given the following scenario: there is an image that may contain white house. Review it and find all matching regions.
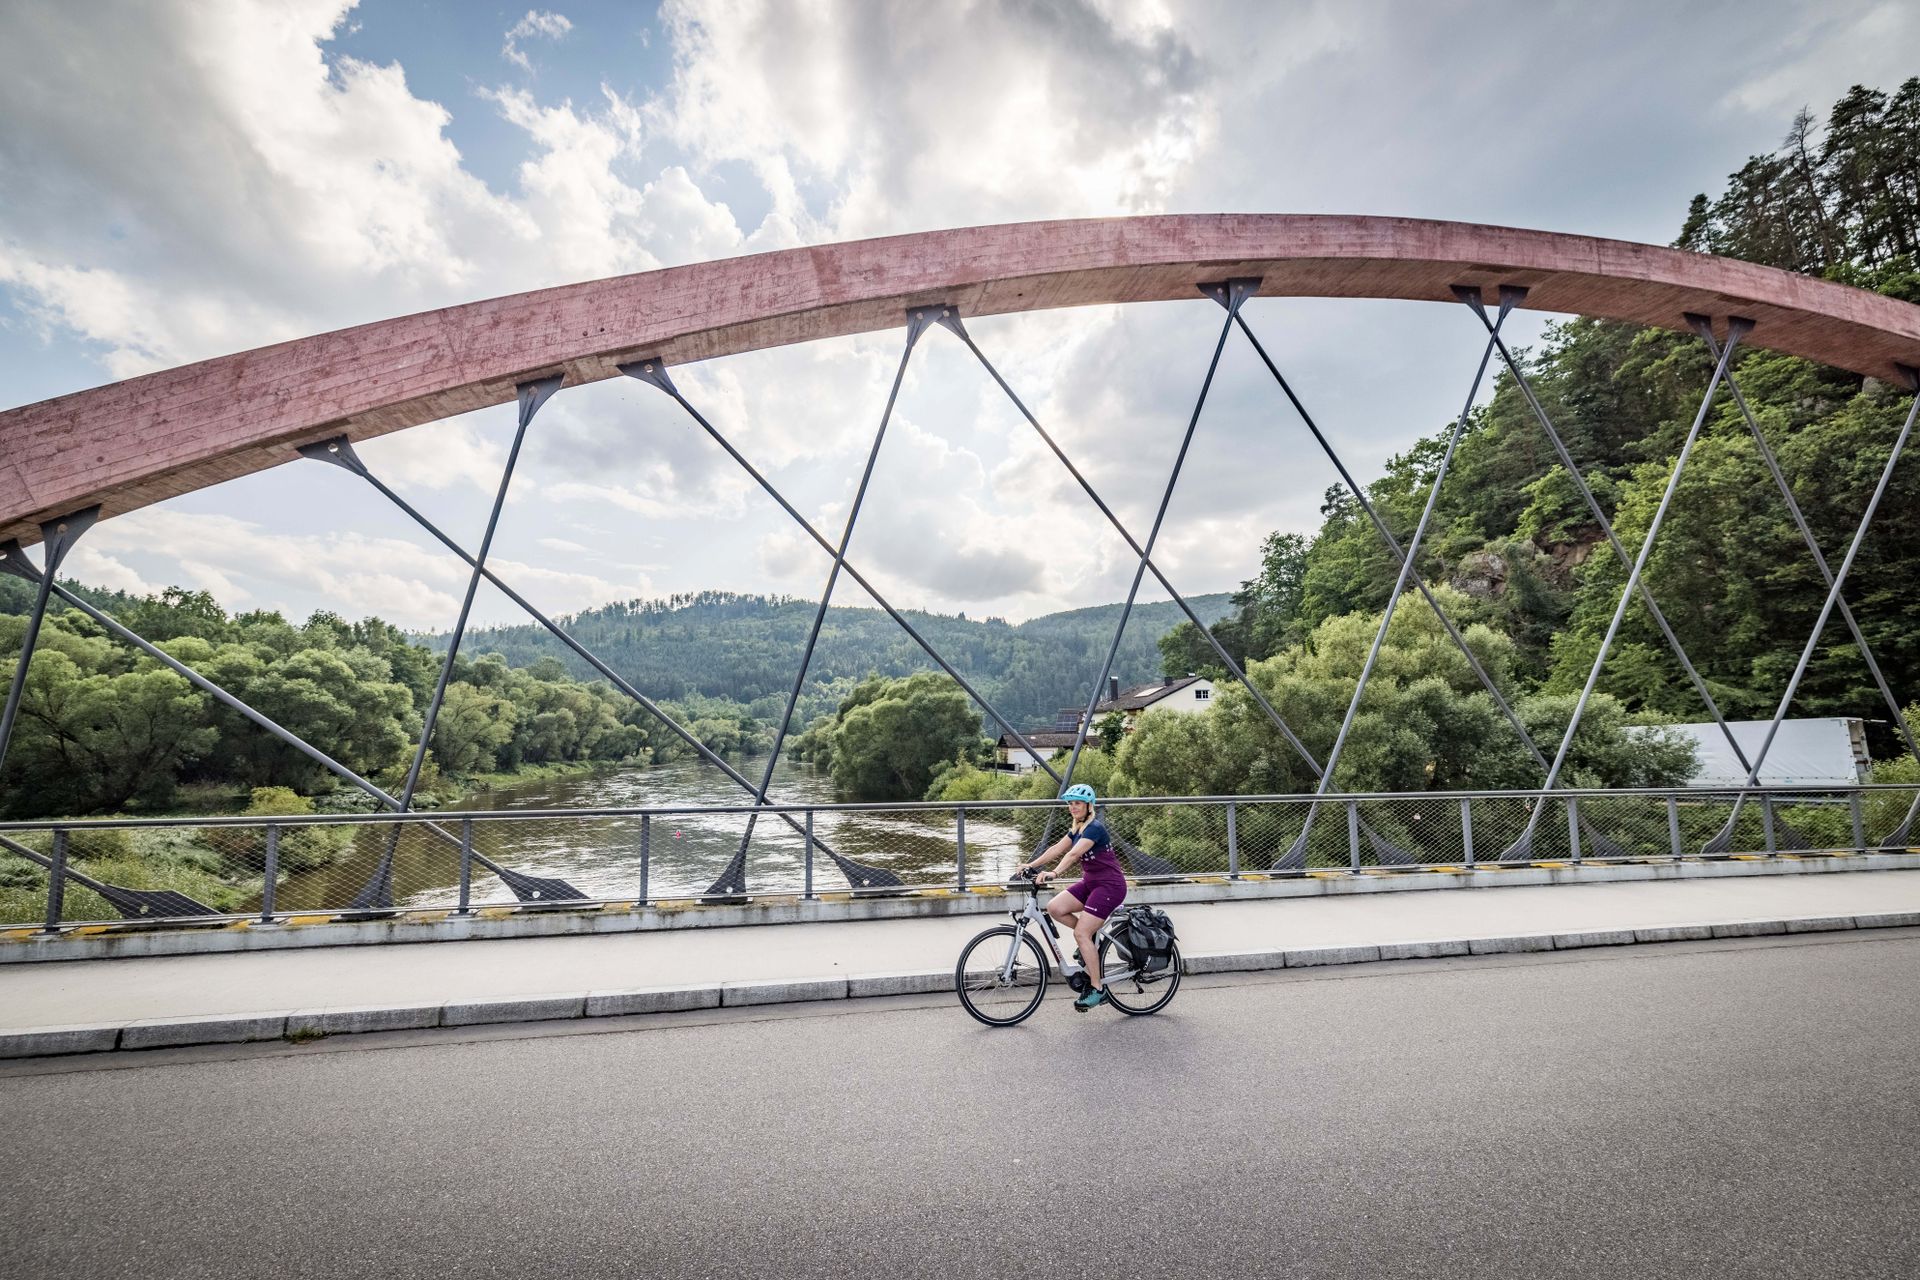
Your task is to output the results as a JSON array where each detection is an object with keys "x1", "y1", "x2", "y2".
[{"x1": 1088, "y1": 675, "x2": 1214, "y2": 732}]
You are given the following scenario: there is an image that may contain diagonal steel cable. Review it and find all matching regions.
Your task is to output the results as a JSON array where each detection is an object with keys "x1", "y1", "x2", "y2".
[
  {"x1": 1694, "y1": 329, "x2": 1920, "y2": 848},
  {"x1": 1232, "y1": 292, "x2": 1634, "y2": 860},
  {"x1": 0, "y1": 555, "x2": 551, "y2": 899},
  {"x1": 619, "y1": 323, "x2": 1183, "y2": 876},
  {"x1": 1466, "y1": 288, "x2": 1759, "y2": 794},
  {"x1": 1501, "y1": 316, "x2": 1747, "y2": 859},
  {"x1": 1710, "y1": 368, "x2": 1920, "y2": 846},
  {"x1": 350, "y1": 376, "x2": 571, "y2": 911},
  {"x1": 300, "y1": 443, "x2": 864, "y2": 882},
  {"x1": 947, "y1": 286, "x2": 1422, "y2": 870},
  {"x1": 1026, "y1": 288, "x2": 1247, "y2": 879},
  {"x1": 936, "y1": 291, "x2": 1320, "y2": 781},
  {"x1": 698, "y1": 310, "x2": 935, "y2": 899},
  {"x1": 1280, "y1": 289, "x2": 1511, "y2": 865}
]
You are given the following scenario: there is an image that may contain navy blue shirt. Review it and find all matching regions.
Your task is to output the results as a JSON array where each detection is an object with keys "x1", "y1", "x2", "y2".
[{"x1": 1069, "y1": 819, "x2": 1123, "y2": 879}]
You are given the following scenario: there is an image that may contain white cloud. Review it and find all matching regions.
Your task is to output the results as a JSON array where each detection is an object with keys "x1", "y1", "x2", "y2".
[
  {"x1": 61, "y1": 548, "x2": 157, "y2": 597},
  {"x1": 503, "y1": 10, "x2": 573, "y2": 72}
]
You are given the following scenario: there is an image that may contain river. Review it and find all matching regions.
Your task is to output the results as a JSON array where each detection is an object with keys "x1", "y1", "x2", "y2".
[{"x1": 274, "y1": 757, "x2": 1035, "y2": 910}]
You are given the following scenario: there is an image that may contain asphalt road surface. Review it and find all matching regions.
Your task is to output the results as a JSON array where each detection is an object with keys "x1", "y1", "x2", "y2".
[{"x1": 4, "y1": 931, "x2": 1916, "y2": 1279}]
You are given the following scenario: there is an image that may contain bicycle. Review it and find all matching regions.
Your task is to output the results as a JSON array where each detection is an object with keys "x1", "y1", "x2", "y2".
[{"x1": 954, "y1": 870, "x2": 1182, "y2": 1026}]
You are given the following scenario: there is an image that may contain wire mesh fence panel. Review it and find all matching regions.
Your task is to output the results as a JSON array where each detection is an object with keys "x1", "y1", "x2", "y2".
[
  {"x1": 800, "y1": 807, "x2": 965, "y2": 892},
  {"x1": 1766, "y1": 791, "x2": 1853, "y2": 853},
  {"x1": 1863, "y1": 786, "x2": 1920, "y2": 850},
  {"x1": 1229, "y1": 801, "x2": 1307, "y2": 874},
  {"x1": 1109, "y1": 802, "x2": 1231, "y2": 878},
  {"x1": 1459, "y1": 796, "x2": 1531, "y2": 863},
  {"x1": 1576, "y1": 794, "x2": 1677, "y2": 860},
  {"x1": 2, "y1": 824, "x2": 275, "y2": 923},
  {"x1": 959, "y1": 809, "x2": 1032, "y2": 888},
  {"x1": 0, "y1": 836, "x2": 48, "y2": 924},
  {"x1": 1682, "y1": 791, "x2": 1776, "y2": 855},
  {"x1": 1358, "y1": 795, "x2": 1458, "y2": 867}
]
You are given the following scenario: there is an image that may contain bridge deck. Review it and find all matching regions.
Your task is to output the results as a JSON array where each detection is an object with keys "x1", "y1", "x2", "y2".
[{"x1": 6, "y1": 868, "x2": 1917, "y2": 1034}]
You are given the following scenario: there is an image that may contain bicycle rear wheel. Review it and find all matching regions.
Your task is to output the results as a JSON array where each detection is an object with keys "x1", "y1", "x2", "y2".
[
  {"x1": 955, "y1": 925, "x2": 1049, "y2": 1026},
  {"x1": 1098, "y1": 937, "x2": 1181, "y2": 1015}
]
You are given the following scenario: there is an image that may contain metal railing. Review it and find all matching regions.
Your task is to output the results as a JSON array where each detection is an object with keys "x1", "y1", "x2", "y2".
[{"x1": 1, "y1": 784, "x2": 1915, "y2": 931}]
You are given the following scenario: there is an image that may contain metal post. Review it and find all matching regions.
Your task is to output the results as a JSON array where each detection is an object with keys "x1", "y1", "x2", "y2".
[
  {"x1": 42, "y1": 829, "x2": 66, "y2": 932},
  {"x1": 1461, "y1": 797, "x2": 1475, "y2": 868},
  {"x1": 1567, "y1": 798, "x2": 1582, "y2": 862},
  {"x1": 803, "y1": 810, "x2": 815, "y2": 901},
  {"x1": 955, "y1": 807, "x2": 967, "y2": 893},
  {"x1": 260, "y1": 824, "x2": 279, "y2": 922},
  {"x1": 0, "y1": 509, "x2": 97, "y2": 777},
  {"x1": 1667, "y1": 797, "x2": 1684, "y2": 860},
  {"x1": 1761, "y1": 794, "x2": 1778, "y2": 854},
  {"x1": 1850, "y1": 792, "x2": 1868, "y2": 853},
  {"x1": 638, "y1": 814, "x2": 650, "y2": 906},
  {"x1": 456, "y1": 818, "x2": 474, "y2": 915},
  {"x1": 1346, "y1": 802, "x2": 1362, "y2": 870},
  {"x1": 1226, "y1": 802, "x2": 1239, "y2": 879}
]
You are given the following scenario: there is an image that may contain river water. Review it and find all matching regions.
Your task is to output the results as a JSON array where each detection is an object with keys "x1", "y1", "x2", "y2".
[{"x1": 276, "y1": 757, "x2": 1035, "y2": 909}]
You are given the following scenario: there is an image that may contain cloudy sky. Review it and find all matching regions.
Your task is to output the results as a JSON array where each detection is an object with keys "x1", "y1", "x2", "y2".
[{"x1": 1, "y1": 0, "x2": 1911, "y2": 632}]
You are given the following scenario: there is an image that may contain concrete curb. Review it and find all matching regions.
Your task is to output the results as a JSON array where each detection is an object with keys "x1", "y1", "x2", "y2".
[
  {"x1": 8, "y1": 850, "x2": 1918, "y2": 964},
  {"x1": 4, "y1": 910, "x2": 1916, "y2": 1060}
]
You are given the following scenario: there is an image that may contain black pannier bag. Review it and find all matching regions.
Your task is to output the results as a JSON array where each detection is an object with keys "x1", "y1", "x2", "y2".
[{"x1": 1119, "y1": 906, "x2": 1177, "y2": 974}]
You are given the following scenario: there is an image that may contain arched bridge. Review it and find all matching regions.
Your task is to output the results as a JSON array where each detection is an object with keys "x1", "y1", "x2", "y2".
[
  {"x1": 4, "y1": 213, "x2": 1920, "y2": 542},
  {"x1": 1, "y1": 214, "x2": 1918, "y2": 924}
]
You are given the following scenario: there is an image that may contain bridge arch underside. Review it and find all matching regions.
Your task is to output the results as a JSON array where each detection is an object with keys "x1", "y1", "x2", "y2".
[
  {"x1": 4, "y1": 212, "x2": 1920, "y2": 916},
  {"x1": 3, "y1": 214, "x2": 1920, "y2": 544}
]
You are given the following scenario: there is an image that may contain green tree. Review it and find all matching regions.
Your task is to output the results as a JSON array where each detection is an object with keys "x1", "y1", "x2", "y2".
[{"x1": 815, "y1": 673, "x2": 991, "y2": 800}]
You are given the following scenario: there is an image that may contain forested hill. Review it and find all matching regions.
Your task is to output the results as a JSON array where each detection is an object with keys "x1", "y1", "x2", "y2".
[{"x1": 434, "y1": 591, "x2": 1232, "y2": 732}]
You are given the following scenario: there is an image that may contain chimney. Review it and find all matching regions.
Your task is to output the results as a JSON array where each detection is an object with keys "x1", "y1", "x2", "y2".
[
  {"x1": 1162, "y1": 675, "x2": 1174, "y2": 686},
  {"x1": 1108, "y1": 676, "x2": 1120, "y2": 704}
]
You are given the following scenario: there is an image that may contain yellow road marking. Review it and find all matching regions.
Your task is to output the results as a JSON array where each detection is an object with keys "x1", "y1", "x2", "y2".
[
  {"x1": 405, "y1": 909, "x2": 451, "y2": 923},
  {"x1": 597, "y1": 902, "x2": 634, "y2": 913},
  {"x1": 476, "y1": 906, "x2": 516, "y2": 919},
  {"x1": 286, "y1": 913, "x2": 333, "y2": 926}
]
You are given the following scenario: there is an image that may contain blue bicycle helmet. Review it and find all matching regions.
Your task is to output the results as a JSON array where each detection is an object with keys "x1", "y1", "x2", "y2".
[{"x1": 1060, "y1": 783, "x2": 1097, "y2": 804}]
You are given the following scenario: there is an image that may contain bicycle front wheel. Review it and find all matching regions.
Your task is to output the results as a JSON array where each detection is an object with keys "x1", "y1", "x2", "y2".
[
  {"x1": 1099, "y1": 937, "x2": 1181, "y2": 1015},
  {"x1": 955, "y1": 925, "x2": 1049, "y2": 1026}
]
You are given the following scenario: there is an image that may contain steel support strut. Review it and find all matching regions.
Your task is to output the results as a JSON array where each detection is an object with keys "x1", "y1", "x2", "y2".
[
  {"x1": 1021, "y1": 285, "x2": 1243, "y2": 877},
  {"x1": 0, "y1": 508, "x2": 97, "y2": 776},
  {"x1": 1283, "y1": 288, "x2": 1513, "y2": 864},
  {"x1": 1230, "y1": 291, "x2": 1632, "y2": 859},
  {"x1": 0, "y1": 552, "x2": 545, "y2": 905},
  {"x1": 1716, "y1": 365, "x2": 1920, "y2": 839},
  {"x1": 1466, "y1": 288, "x2": 1758, "y2": 792},
  {"x1": 1694, "y1": 329, "x2": 1920, "y2": 847},
  {"x1": 301, "y1": 439, "x2": 861, "y2": 880},
  {"x1": 342, "y1": 376, "x2": 581, "y2": 911},
  {"x1": 699, "y1": 309, "x2": 939, "y2": 899},
  {"x1": 622, "y1": 336, "x2": 1182, "y2": 877},
  {"x1": 939, "y1": 296, "x2": 1320, "y2": 780},
  {"x1": 950, "y1": 284, "x2": 1413, "y2": 871},
  {"x1": 1503, "y1": 315, "x2": 1748, "y2": 859}
]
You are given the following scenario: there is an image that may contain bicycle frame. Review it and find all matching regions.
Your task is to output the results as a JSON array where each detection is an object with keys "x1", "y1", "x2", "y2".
[{"x1": 999, "y1": 886, "x2": 1145, "y2": 987}]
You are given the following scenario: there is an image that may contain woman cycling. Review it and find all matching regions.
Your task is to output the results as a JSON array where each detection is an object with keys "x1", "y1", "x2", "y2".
[{"x1": 1020, "y1": 783, "x2": 1127, "y2": 1012}]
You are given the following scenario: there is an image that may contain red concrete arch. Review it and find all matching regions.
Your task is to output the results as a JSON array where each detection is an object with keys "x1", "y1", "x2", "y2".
[{"x1": 4, "y1": 213, "x2": 1919, "y2": 544}]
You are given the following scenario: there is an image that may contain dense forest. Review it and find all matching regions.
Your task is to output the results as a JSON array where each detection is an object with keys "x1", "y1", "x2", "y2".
[{"x1": 1159, "y1": 78, "x2": 1920, "y2": 771}]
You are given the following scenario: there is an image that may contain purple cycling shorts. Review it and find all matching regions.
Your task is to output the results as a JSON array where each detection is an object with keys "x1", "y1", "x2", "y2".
[{"x1": 1064, "y1": 873, "x2": 1127, "y2": 920}]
